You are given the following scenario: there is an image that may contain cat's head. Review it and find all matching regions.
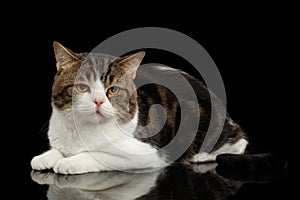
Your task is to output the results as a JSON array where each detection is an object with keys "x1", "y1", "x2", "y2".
[{"x1": 51, "y1": 42, "x2": 145, "y2": 124}]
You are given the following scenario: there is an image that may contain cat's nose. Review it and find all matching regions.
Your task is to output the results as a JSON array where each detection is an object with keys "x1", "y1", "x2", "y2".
[{"x1": 94, "y1": 99, "x2": 104, "y2": 108}]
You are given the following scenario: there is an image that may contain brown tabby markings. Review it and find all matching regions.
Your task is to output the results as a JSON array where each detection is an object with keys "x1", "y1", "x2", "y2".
[
  {"x1": 134, "y1": 69, "x2": 247, "y2": 162},
  {"x1": 101, "y1": 61, "x2": 138, "y2": 123},
  {"x1": 51, "y1": 42, "x2": 248, "y2": 164},
  {"x1": 52, "y1": 62, "x2": 81, "y2": 110},
  {"x1": 52, "y1": 42, "x2": 84, "y2": 110},
  {"x1": 52, "y1": 42, "x2": 139, "y2": 124}
]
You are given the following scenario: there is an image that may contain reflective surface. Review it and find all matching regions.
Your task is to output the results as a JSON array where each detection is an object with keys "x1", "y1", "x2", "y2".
[{"x1": 30, "y1": 158, "x2": 287, "y2": 200}]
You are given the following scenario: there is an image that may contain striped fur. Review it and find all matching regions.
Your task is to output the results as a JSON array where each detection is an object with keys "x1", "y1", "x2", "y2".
[{"x1": 31, "y1": 42, "x2": 248, "y2": 174}]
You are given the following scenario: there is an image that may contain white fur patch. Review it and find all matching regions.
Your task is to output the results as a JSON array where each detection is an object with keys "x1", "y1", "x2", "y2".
[
  {"x1": 32, "y1": 104, "x2": 167, "y2": 174},
  {"x1": 190, "y1": 138, "x2": 248, "y2": 163},
  {"x1": 153, "y1": 65, "x2": 189, "y2": 76},
  {"x1": 189, "y1": 162, "x2": 218, "y2": 174},
  {"x1": 154, "y1": 66, "x2": 178, "y2": 72}
]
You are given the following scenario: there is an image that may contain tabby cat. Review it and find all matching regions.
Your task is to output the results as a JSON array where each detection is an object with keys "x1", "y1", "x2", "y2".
[{"x1": 31, "y1": 42, "x2": 248, "y2": 174}]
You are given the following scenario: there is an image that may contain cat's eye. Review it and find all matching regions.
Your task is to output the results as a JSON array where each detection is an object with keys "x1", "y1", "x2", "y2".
[
  {"x1": 107, "y1": 86, "x2": 119, "y2": 95},
  {"x1": 75, "y1": 84, "x2": 90, "y2": 93}
]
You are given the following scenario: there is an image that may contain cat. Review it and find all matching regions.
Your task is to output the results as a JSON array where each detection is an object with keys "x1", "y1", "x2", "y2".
[{"x1": 31, "y1": 42, "x2": 248, "y2": 174}]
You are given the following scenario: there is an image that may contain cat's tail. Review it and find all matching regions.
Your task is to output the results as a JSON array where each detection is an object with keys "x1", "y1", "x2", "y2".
[{"x1": 215, "y1": 153, "x2": 288, "y2": 182}]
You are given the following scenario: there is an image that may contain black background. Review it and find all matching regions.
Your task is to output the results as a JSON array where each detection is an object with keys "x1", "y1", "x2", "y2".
[{"x1": 6, "y1": 6, "x2": 289, "y2": 199}]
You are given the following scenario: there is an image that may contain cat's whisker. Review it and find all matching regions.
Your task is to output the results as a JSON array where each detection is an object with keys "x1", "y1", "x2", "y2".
[
  {"x1": 73, "y1": 105, "x2": 94, "y2": 109},
  {"x1": 114, "y1": 117, "x2": 127, "y2": 126},
  {"x1": 38, "y1": 120, "x2": 50, "y2": 134},
  {"x1": 101, "y1": 109, "x2": 115, "y2": 115},
  {"x1": 73, "y1": 106, "x2": 95, "y2": 112},
  {"x1": 100, "y1": 106, "x2": 116, "y2": 117},
  {"x1": 74, "y1": 108, "x2": 95, "y2": 113}
]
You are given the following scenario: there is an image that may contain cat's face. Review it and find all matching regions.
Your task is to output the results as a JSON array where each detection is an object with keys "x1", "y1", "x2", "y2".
[{"x1": 51, "y1": 42, "x2": 144, "y2": 124}]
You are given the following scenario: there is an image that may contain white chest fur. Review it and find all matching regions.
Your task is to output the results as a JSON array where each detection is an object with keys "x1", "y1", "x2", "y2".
[{"x1": 47, "y1": 108, "x2": 167, "y2": 171}]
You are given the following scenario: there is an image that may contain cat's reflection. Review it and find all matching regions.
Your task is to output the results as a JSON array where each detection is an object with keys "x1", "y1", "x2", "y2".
[
  {"x1": 31, "y1": 168, "x2": 163, "y2": 200},
  {"x1": 139, "y1": 163, "x2": 244, "y2": 200},
  {"x1": 32, "y1": 161, "x2": 285, "y2": 200},
  {"x1": 31, "y1": 163, "x2": 243, "y2": 200}
]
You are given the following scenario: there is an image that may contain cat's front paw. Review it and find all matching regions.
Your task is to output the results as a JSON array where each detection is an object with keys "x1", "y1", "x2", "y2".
[
  {"x1": 53, "y1": 157, "x2": 101, "y2": 174},
  {"x1": 31, "y1": 149, "x2": 64, "y2": 170}
]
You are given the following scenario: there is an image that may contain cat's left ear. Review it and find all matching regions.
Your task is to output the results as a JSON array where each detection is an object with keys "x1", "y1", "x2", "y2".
[{"x1": 117, "y1": 51, "x2": 145, "y2": 79}]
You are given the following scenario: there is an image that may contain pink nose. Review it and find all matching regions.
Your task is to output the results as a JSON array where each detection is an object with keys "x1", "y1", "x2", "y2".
[{"x1": 94, "y1": 99, "x2": 104, "y2": 107}]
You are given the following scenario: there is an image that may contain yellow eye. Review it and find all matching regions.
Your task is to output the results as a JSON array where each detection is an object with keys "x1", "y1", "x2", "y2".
[
  {"x1": 76, "y1": 84, "x2": 90, "y2": 93},
  {"x1": 107, "y1": 86, "x2": 119, "y2": 96}
]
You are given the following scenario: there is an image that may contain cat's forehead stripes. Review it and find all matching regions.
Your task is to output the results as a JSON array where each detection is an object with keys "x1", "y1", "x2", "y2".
[
  {"x1": 81, "y1": 57, "x2": 99, "y2": 83},
  {"x1": 79, "y1": 54, "x2": 118, "y2": 84},
  {"x1": 100, "y1": 63, "x2": 113, "y2": 85},
  {"x1": 101, "y1": 64, "x2": 130, "y2": 88}
]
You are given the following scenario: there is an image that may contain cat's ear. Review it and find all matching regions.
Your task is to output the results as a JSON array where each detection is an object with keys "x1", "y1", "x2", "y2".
[
  {"x1": 117, "y1": 51, "x2": 145, "y2": 79},
  {"x1": 53, "y1": 41, "x2": 80, "y2": 71}
]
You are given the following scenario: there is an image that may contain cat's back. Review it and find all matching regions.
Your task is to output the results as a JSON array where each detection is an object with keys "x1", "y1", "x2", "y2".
[{"x1": 135, "y1": 65, "x2": 210, "y2": 101}]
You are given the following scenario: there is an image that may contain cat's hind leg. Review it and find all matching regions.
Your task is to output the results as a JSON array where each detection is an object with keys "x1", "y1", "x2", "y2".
[
  {"x1": 31, "y1": 149, "x2": 64, "y2": 170},
  {"x1": 190, "y1": 138, "x2": 248, "y2": 163}
]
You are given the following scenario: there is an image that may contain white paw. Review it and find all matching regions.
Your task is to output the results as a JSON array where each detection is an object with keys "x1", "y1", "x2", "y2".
[
  {"x1": 53, "y1": 157, "x2": 100, "y2": 174},
  {"x1": 31, "y1": 155, "x2": 54, "y2": 170},
  {"x1": 31, "y1": 150, "x2": 64, "y2": 170}
]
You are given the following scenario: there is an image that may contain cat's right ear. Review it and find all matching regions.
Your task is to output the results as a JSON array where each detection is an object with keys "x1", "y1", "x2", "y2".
[{"x1": 53, "y1": 41, "x2": 80, "y2": 71}]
